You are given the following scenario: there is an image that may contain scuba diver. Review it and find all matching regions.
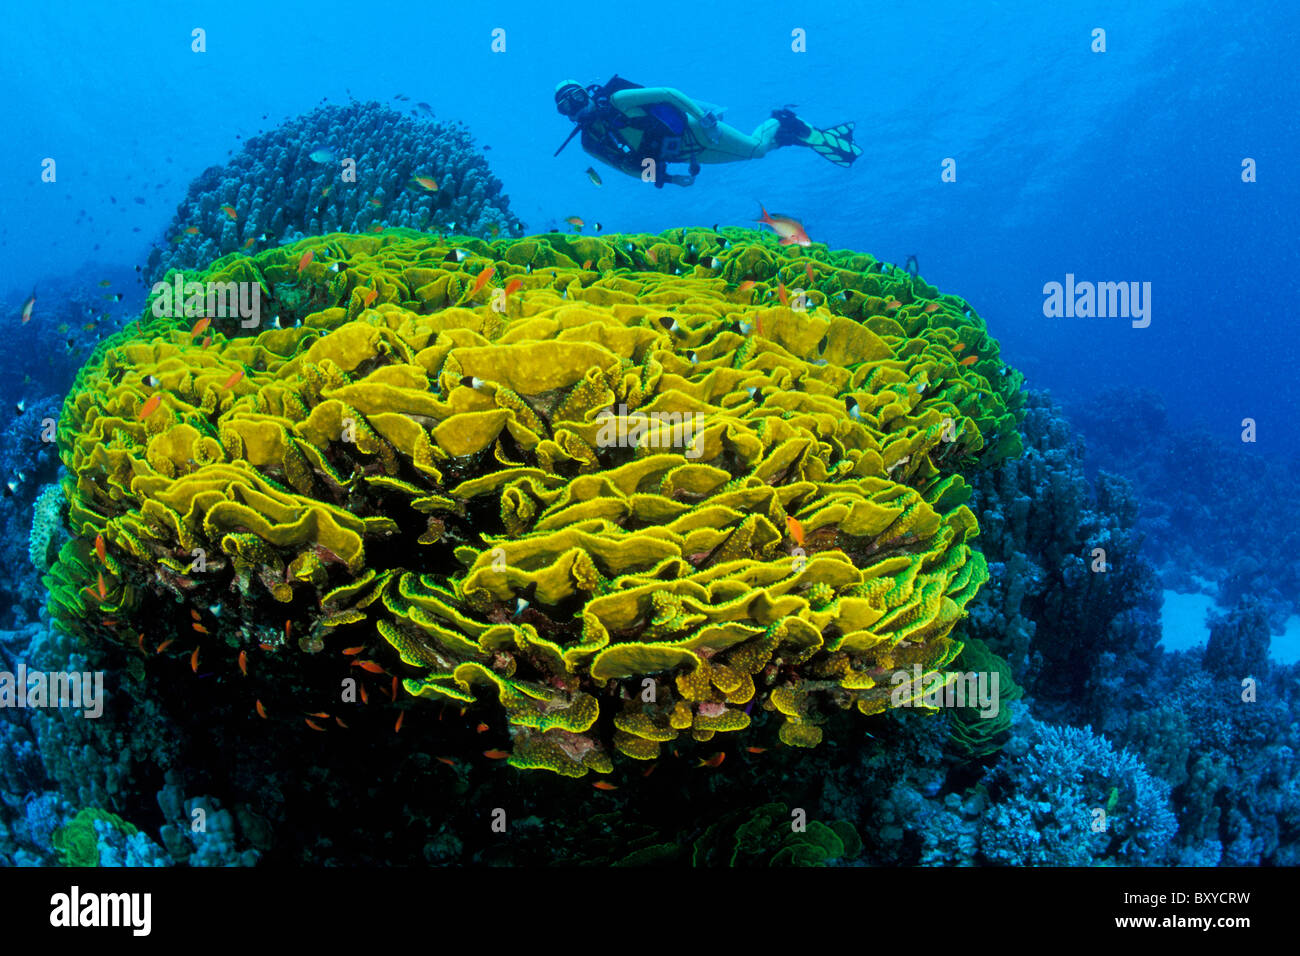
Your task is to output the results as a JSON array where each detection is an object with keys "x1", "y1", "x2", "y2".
[{"x1": 554, "y1": 76, "x2": 862, "y2": 188}]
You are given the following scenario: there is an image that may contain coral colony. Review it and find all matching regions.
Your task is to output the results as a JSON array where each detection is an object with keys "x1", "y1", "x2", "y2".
[
  {"x1": 146, "y1": 102, "x2": 522, "y2": 284},
  {"x1": 47, "y1": 228, "x2": 1018, "y2": 776}
]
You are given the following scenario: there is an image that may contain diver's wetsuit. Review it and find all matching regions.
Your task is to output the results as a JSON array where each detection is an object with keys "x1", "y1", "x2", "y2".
[{"x1": 576, "y1": 76, "x2": 694, "y2": 188}]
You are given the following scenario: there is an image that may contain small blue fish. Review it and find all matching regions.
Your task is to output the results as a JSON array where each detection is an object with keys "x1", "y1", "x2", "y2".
[{"x1": 309, "y1": 149, "x2": 336, "y2": 164}]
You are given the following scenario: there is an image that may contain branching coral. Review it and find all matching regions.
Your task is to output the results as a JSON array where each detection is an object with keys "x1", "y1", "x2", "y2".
[{"x1": 50, "y1": 227, "x2": 1023, "y2": 778}]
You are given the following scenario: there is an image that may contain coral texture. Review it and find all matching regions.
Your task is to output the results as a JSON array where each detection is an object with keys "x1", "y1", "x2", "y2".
[
  {"x1": 145, "y1": 103, "x2": 523, "y2": 284},
  {"x1": 50, "y1": 228, "x2": 1023, "y2": 777},
  {"x1": 0, "y1": 397, "x2": 64, "y2": 624},
  {"x1": 966, "y1": 390, "x2": 1162, "y2": 731}
]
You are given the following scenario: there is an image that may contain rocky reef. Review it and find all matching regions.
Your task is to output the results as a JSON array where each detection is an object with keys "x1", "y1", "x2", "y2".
[{"x1": 1068, "y1": 386, "x2": 1300, "y2": 631}]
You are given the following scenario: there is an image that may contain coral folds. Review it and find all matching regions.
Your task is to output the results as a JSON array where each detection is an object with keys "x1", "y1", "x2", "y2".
[{"x1": 49, "y1": 228, "x2": 1023, "y2": 777}]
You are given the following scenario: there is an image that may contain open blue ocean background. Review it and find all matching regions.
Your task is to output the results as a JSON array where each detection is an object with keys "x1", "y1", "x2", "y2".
[
  {"x1": 4, "y1": 0, "x2": 1297, "y2": 440},
  {"x1": 2, "y1": 0, "x2": 1298, "y2": 872}
]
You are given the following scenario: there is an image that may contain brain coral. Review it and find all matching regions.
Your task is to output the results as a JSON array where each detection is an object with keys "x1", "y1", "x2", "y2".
[
  {"x1": 146, "y1": 102, "x2": 523, "y2": 283},
  {"x1": 49, "y1": 227, "x2": 1024, "y2": 778}
]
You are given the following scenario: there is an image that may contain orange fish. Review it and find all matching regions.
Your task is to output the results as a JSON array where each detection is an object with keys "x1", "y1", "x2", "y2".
[
  {"x1": 646, "y1": 248, "x2": 658, "y2": 265},
  {"x1": 592, "y1": 781, "x2": 618, "y2": 791},
  {"x1": 368, "y1": 224, "x2": 384, "y2": 233},
  {"x1": 335, "y1": 716, "x2": 349, "y2": 729},
  {"x1": 190, "y1": 646, "x2": 200, "y2": 673},
  {"x1": 483, "y1": 749, "x2": 510, "y2": 760},
  {"x1": 504, "y1": 278, "x2": 522, "y2": 298},
  {"x1": 259, "y1": 642, "x2": 275, "y2": 652},
  {"x1": 885, "y1": 299, "x2": 902, "y2": 310},
  {"x1": 306, "y1": 711, "x2": 330, "y2": 719},
  {"x1": 805, "y1": 263, "x2": 815, "y2": 284},
  {"x1": 21, "y1": 290, "x2": 35, "y2": 324},
  {"x1": 738, "y1": 280, "x2": 757, "y2": 293},
  {"x1": 238, "y1": 650, "x2": 248, "y2": 676},
  {"x1": 394, "y1": 712, "x2": 405, "y2": 733},
  {"x1": 220, "y1": 204, "x2": 237, "y2": 220},
  {"x1": 305, "y1": 718, "x2": 326, "y2": 732},
  {"x1": 411, "y1": 176, "x2": 438, "y2": 191},
  {"x1": 321, "y1": 185, "x2": 332, "y2": 197},
  {"x1": 360, "y1": 684, "x2": 370, "y2": 705},
  {"x1": 284, "y1": 620, "x2": 292, "y2": 642},
  {"x1": 221, "y1": 369, "x2": 244, "y2": 390},
  {"x1": 582, "y1": 259, "x2": 593, "y2": 270},
  {"x1": 353, "y1": 660, "x2": 385, "y2": 674},
  {"x1": 96, "y1": 572, "x2": 107, "y2": 601},
  {"x1": 475, "y1": 722, "x2": 489, "y2": 733},
  {"x1": 189, "y1": 316, "x2": 210, "y2": 339},
  {"x1": 361, "y1": 286, "x2": 378, "y2": 307},
  {"x1": 101, "y1": 619, "x2": 118, "y2": 627},
  {"x1": 136, "y1": 632, "x2": 146, "y2": 654},
  {"x1": 297, "y1": 249, "x2": 314, "y2": 272},
  {"x1": 368, "y1": 198, "x2": 383, "y2": 208},
  {"x1": 341, "y1": 645, "x2": 365, "y2": 656},
  {"x1": 787, "y1": 516, "x2": 805, "y2": 547},
  {"x1": 745, "y1": 746, "x2": 768, "y2": 754},
  {"x1": 94, "y1": 533, "x2": 107, "y2": 566},
  {"x1": 201, "y1": 335, "x2": 212, "y2": 350},
  {"x1": 192, "y1": 622, "x2": 209, "y2": 634},
  {"x1": 565, "y1": 216, "x2": 584, "y2": 229},
  {"x1": 242, "y1": 237, "x2": 255, "y2": 249},
  {"x1": 256, "y1": 700, "x2": 268, "y2": 719},
  {"x1": 924, "y1": 302, "x2": 940, "y2": 313},
  {"x1": 697, "y1": 752, "x2": 726, "y2": 768},
  {"x1": 137, "y1": 393, "x2": 162, "y2": 421},
  {"x1": 471, "y1": 264, "x2": 495, "y2": 297},
  {"x1": 952, "y1": 343, "x2": 966, "y2": 353},
  {"x1": 642, "y1": 763, "x2": 658, "y2": 778},
  {"x1": 755, "y1": 204, "x2": 812, "y2": 247},
  {"x1": 436, "y1": 757, "x2": 456, "y2": 767},
  {"x1": 959, "y1": 355, "x2": 978, "y2": 366},
  {"x1": 156, "y1": 639, "x2": 175, "y2": 654},
  {"x1": 390, "y1": 676, "x2": 398, "y2": 700},
  {"x1": 778, "y1": 280, "x2": 788, "y2": 307},
  {"x1": 184, "y1": 226, "x2": 199, "y2": 235},
  {"x1": 190, "y1": 609, "x2": 201, "y2": 621}
]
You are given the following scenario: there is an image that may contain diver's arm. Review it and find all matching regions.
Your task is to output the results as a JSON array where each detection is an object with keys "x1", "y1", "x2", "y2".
[{"x1": 610, "y1": 87, "x2": 708, "y2": 121}]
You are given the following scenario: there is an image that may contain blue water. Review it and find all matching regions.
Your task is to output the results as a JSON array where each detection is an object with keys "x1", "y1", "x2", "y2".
[{"x1": 5, "y1": 0, "x2": 1297, "y2": 446}]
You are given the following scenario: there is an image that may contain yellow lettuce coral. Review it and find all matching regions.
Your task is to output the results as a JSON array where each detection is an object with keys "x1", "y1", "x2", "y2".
[{"x1": 48, "y1": 227, "x2": 1022, "y2": 777}]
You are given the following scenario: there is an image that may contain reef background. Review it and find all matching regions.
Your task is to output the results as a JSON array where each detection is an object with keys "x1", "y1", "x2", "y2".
[{"x1": 3, "y1": 0, "x2": 1298, "y2": 866}]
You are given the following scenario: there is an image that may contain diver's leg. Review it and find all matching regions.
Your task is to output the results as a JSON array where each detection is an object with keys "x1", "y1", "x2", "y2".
[{"x1": 689, "y1": 119, "x2": 781, "y2": 164}]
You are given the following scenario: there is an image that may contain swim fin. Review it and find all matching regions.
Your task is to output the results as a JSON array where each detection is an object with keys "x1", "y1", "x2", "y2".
[
  {"x1": 772, "y1": 110, "x2": 862, "y2": 167},
  {"x1": 804, "y1": 122, "x2": 862, "y2": 167}
]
